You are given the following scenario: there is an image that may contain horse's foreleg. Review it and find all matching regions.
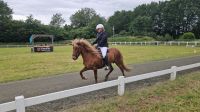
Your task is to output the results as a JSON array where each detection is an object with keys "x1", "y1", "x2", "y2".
[
  {"x1": 93, "y1": 70, "x2": 98, "y2": 83},
  {"x1": 105, "y1": 65, "x2": 114, "y2": 81},
  {"x1": 80, "y1": 67, "x2": 88, "y2": 80}
]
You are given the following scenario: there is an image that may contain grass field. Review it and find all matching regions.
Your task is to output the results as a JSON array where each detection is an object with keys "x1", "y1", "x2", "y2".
[
  {"x1": 66, "y1": 71, "x2": 200, "y2": 112},
  {"x1": 0, "y1": 45, "x2": 200, "y2": 83}
]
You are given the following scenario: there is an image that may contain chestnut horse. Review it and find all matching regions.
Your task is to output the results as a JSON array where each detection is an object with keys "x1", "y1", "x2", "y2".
[{"x1": 71, "y1": 39, "x2": 130, "y2": 83}]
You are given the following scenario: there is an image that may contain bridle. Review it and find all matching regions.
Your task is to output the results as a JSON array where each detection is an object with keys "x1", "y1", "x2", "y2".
[{"x1": 72, "y1": 45, "x2": 82, "y2": 60}]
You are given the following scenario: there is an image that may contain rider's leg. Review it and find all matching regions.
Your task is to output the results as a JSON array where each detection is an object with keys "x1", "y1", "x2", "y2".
[
  {"x1": 100, "y1": 47, "x2": 110, "y2": 70},
  {"x1": 104, "y1": 55, "x2": 112, "y2": 70}
]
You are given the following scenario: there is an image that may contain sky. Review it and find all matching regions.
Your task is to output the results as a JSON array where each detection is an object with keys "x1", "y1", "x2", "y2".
[{"x1": 4, "y1": 0, "x2": 164, "y2": 25}]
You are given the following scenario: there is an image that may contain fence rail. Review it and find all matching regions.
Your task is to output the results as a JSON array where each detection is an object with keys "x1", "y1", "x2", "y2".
[
  {"x1": 109, "y1": 41, "x2": 200, "y2": 47},
  {"x1": 0, "y1": 44, "x2": 66, "y2": 48},
  {"x1": 1, "y1": 62, "x2": 200, "y2": 112},
  {"x1": 0, "y1": 41, "x2": 200, "y2": 48}
]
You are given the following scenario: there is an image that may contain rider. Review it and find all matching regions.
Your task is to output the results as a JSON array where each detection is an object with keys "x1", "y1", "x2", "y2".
[{"x1": 92, "y1": 24, "x2": 111, "y2": 70}]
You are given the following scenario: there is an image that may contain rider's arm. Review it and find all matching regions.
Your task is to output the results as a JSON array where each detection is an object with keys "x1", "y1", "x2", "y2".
[{"x1": 92, "y1": 37, "x2": 99, "y2": 45}]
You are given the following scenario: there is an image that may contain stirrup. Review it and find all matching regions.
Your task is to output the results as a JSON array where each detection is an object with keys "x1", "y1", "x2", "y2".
[{"x1": 104, "y1": 66, "x2": 109, "y2": 70}]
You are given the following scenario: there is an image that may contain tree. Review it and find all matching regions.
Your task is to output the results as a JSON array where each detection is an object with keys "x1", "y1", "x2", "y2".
[
  {"x1": 50, "y1": 13, "x2": 65, "y2": 27},
  {"x1": 25, "y1": 15, "x2": 42, "y2": 36},
  {"x1": 2, "y1": 0, "x2": 200, "y2": 42},
  {"x1": 0, "y1": 0, "x2": 12, "y2": 21},
  {"x1": 64, "y1": 24, "x2": 72, "y2": 31},
  {"x1": 132, "y1": 2, "x2": 159, "y2": 18},
  {"x1": 70, "y1": 8, "x2": 97, "y2": 28},
  {"x1": 153, "y1": 0, "x2": 200, "y2": 37},
  {"x1": 108, "y1": 10, "x2": 132, "y2": 34},
  {"x1": 129, "y1": 16, "x2": 153, "y2": 36},
  {"x1": 25, "y1": 15, "x2": 41, "y2": 26},
  {"x1": 68, "y1": 8, "x2": 111, "y2": 39},
  {"x1": 67, "y1": 15, "x2": 108, "y2": 40},
  {"x1": 0, "y1": 0, "x2": 13, "y2": 42}
]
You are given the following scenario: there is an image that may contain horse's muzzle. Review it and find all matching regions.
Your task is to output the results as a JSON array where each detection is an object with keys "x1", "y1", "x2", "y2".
[{"x1": 72, "y1": 55, "x2": 77, "y2": 60}]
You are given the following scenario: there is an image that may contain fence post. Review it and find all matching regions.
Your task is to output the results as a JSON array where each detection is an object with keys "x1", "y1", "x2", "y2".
[
  {"x1": 170, "y1": 66, "x2": 177, "y2": 81},
  {"x1": 195, "y1": 42, "x2": 197, "y2": 46},
  {"x1": 15, "y1": 96, "x2": 25, "y2": 112},
  {"x1": 118, "y1": 76, "x2": 125, "y2": 96}
]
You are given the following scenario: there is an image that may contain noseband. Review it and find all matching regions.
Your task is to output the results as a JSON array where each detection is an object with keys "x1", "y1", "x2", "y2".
[{"x1": 73, "y1": 46, "x2": 82, "y2": 59}]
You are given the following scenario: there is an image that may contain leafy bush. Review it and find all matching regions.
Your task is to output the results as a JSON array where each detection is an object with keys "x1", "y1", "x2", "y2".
[
  {"x1": 67, "y1": 26, "x2": 95, "y2": 39},
  {"x1": 164, "y1": 34, "x2": 173, "y2": 41},
  {"x1": 108, "y1": 36, "x2": 155, "y2": 42},
  {"x1": 146, "y1": 32, "x2": 157, "y2": 38},
  {"x1": 179, "y1": 32, "x2": 195, "y2": 41},
  {"x1": 119, "y1": 30, "x2": 130, "y2": 36},
  {"x1": 156, "y1": 34, "x2": 173, "y2": 41}
]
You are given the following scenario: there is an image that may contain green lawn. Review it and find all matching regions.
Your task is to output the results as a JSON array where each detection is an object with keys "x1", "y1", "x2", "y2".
[
  {"x1": 66, "y1": 71, "x2": 200, "y2": 112},
  {"x1": 0, "y1": 45, "x2": 200, "y2": 83}
]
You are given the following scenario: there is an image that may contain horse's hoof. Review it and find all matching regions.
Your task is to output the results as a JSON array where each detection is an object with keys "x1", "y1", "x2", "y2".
[
  {"x1": 82, "y1": 77, "x2": 87, "y2": 80},
  {"x1": 104, "y1": 78, "x2": 108, "y2": 82}
]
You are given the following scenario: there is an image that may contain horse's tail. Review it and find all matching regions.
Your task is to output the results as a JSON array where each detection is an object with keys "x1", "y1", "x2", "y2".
[
  {"x1": 121, "y1": 61, "x2": 131, "y2": 72},
  {"x1": 113, "y1": 48, "x2": 131, "y2": 72},
  {"x1": 120, "y1": 58, "x2": 131, "y2": 72}
]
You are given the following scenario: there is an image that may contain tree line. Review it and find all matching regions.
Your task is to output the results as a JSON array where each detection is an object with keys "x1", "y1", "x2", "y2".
[{"x1": 0, "y1": 0, "x2": 200, "y2": 43}]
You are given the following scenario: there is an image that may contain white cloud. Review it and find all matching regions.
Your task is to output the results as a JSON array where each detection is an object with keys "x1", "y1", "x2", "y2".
[
  {"x1": 4, "y1": 0, "x2": 164, "y2": 25},
  {"x1": 12, "y1": 15, "x2": 26, "y2": 21}
]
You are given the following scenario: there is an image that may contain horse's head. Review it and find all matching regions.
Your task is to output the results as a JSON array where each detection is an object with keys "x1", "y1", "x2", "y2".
[
  {"x1": 71, "y1": 39, "x2": 82, "y2": 60},
  {"x1": 71, "y1": 39, "x2": 100, "y2": 60}
]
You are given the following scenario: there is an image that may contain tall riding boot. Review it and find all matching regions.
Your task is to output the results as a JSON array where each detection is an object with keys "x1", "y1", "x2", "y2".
[{"x1": 104, "y1": 55, "x2": 111, "y2": 70}]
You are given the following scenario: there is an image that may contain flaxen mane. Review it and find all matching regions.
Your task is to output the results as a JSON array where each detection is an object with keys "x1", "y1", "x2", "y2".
[{"x1": 72, "y1": 39, "x2": 101, "y2": 58}]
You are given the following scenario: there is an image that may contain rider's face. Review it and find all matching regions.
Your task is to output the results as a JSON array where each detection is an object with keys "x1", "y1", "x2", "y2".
[{"x1": 97, "y1": 28, "x2": 103, "y2": 33}]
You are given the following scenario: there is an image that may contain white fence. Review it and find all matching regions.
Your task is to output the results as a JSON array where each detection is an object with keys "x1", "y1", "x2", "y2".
[
  {"x1": 109, "y1": 41, "x2": 200, "y2": 47},
  {"x1": 1, "y1": 63, "x2": 200, "y2": 112},
  {"x1": 0, "y1": 44, "x2": 66, "y2": 48},
  {"x1": 1, "y1": 41, "x2": 199, "y2": 48}
]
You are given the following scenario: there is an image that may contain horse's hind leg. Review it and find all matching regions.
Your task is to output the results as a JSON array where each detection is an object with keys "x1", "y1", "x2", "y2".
[
  {"x1": 116, "y1": 63, "x2": 125, "y2": 76},
  {"x1": 105, "y1": 65, "x2": 114, "y2": 81},
  {"x1": 93, "y1": 70, "x2": 98, "y2": 83}
]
